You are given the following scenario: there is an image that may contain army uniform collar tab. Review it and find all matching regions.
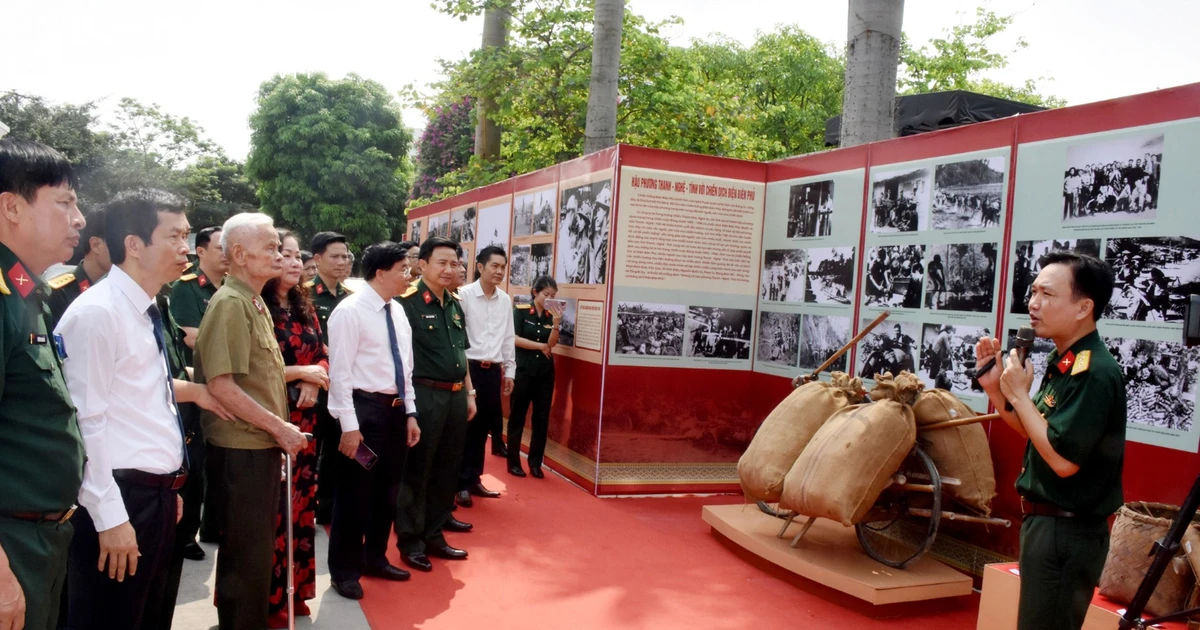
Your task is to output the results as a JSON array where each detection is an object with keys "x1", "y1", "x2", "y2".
[
  {"x1": 0, "y1": 241, "x2": 47, "y2": 299},
  {"x1": 415, "y1": 278, "x2": 450, "y2": 306}
]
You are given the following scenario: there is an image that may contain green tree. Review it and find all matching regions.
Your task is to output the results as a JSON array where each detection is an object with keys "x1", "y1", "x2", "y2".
[
  {"x1": 0, "y1": 91, "x2": 112, "y2": 206},
  {"x1": 413, "y1": 96, "x2": 477, "y2": 198},
  {"x1": 246, "y1": 73, "x2": 413, "y2": 250}
]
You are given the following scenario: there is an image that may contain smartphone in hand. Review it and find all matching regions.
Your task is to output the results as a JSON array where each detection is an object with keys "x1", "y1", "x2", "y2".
[
  {"x1": 354, "y1": 442, "x2": 379, "y2": 470},
  {"x1": 544, "y1": 298, "x2": 567, "y2": 315}
]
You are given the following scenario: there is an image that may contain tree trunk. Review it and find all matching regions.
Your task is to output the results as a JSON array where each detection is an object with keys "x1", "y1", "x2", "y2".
[
  {"x1": 474, "y1": 2, "x2": 511, "y2": 159},
  {"x1": 840, "y1": 0, "x2": 905, "y2": 147},
  {"x1": 583, "y1": 0, "x2": 624, "y2": 155}
]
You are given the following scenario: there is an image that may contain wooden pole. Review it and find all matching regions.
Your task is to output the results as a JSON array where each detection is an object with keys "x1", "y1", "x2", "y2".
[
  {"x1": 794, "y1": 310, "x2": 891, "y2": 386},
  {"x1": 909, "y1": 507, "x2": 1011, "y2": 528},
  {"x1": 920, "y1": 412, "x2": 1000, "y2": 432}
]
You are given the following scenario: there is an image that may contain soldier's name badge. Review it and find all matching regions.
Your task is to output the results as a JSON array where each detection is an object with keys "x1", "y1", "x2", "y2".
[
  {"x1": 422, "y1": 314, "x2": 436, "y2": 320},
  {"x1": 29, "y1": 333, "x2": 48, "y2": 345},
  {"x1": 53, "y1": 334, "x2": 67, "y2": 359}
]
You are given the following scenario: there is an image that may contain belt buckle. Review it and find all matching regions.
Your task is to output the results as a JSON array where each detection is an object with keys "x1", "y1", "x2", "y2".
[
  {"x1": 480, "y1": 361, "x2": 492, "y2": 369},
  {"x1": 391, "y1": 398, "x2": 403, "y2": 408},
  {"x1": 1019, "y1": 496, "x2": 1028, "y2": 514},
  {"x1": 58, "y1": 505, "x2": 77, "y2": 525},
  {"x1": 172, "y1": 472, "x2": 188, "y2": 491},
  {"x1": 452, "y1": 382, "x2": 464, "y2": 392}
]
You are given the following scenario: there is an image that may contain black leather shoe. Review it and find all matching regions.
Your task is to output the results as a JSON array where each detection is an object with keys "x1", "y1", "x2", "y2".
[
  {"x1": 468, "y1": 482, "x2": 501, "y2": 498},
  {"x1": 181, "y1": 541, "x2": 206, "y2": 561},
  {"x1": 491, "y1": 443, "x2": 508, "y2": 458},
  {"x1": 362, "y1": 564, "x2": 411, "y2": 581},
  {"x1": 332, "y1": 580, "x2": 364, "y2": 600},
  {"x1": 402, "y1": 552, "x2": 433, "y2": 572},
  {"x1": 429, "y1": 544, "x2": 468, "y2": 560},
  {"x1": 445, "y1": 517, "x2": 473, "y2": 533},
  {"x1": 508, "y1": 464, "x2": 526, "y2": 477},
  {"x1": 530, "y1": 467, "x2": 545, "y2": 479},
  {"x1": 455, "y1": 490, "x2": 473, "y2": 508}
]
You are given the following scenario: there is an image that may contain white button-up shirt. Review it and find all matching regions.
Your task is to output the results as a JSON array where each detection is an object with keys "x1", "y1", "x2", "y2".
[
  {"x1": 458, "y1": 280, "x2": 516, "y2": 379},
  {"x1": 56, "y1": 265, "x2": 184, "y2": 531},
  {"x1": 327, "y1": 284, "x2": 417, "y2": 432}
]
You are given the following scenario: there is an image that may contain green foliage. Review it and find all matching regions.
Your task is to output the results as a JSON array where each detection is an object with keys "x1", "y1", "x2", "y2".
[
  {"x1": 246, "y1": 73, "x2": 413, "y2": 251},
  {"x1": 898, "y1": 8, "x2": 1065, "y2": 108}
]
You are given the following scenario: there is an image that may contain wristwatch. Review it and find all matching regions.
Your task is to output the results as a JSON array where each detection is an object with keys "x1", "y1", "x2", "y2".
[{"x1": 467, "y1": 389, "x2": 477, "y2": 397}]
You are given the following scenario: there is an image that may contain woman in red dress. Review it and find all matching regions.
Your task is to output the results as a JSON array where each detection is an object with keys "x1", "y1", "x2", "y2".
[{"x1": 262, "y1": 229, "x2": 329, "y2": 627}]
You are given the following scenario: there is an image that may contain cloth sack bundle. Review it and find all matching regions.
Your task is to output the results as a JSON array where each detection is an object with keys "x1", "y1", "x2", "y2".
[{"x1": 911, "y1": 389, "x2": 997, "y2": 515}]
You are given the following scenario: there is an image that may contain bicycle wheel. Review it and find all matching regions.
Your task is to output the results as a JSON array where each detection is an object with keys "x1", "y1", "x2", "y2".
[{"x1": 855, "y1": 446, "x2": 942, "y2": 569}]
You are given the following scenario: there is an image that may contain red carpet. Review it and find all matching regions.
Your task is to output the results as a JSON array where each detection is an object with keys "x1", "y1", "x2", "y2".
[{"x1": 359, "y1": 465, "x2": 980, "y2": 629}]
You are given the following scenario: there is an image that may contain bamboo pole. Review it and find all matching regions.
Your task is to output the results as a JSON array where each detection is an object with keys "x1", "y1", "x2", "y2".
[
  {"x1": 794, "y1": 310, "x2": 891, "y2": 387},
  {"x1": 908, "y1": 507, "x2": 1011, "y2": 527},
  {"x1": 920, "y1": 412, "x2": 1000, "y2": 432}
]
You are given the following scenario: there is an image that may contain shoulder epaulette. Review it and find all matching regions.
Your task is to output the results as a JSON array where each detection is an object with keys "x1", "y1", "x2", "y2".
[
  {"x1": 47, "y1": 273, "x2": 75, "y2": 290},
  {"x1": 516, "y1": 303, "x2": 532, "y2": 310},
  {"x1": 451, "y1": 291, "x2": 461, "y2": 301},
  {"x1": 1071, "y1": 350, "x2": 1091, "y2": 376},
  {"x1": 0, "y1": 269, "x2": 8, "y2": 296},
  {"x1": 303, "y1": 280, "x2": 316, "y2": 288},
  {"x1": 400, "y1": 285, "x2": 418, "y2": 299},
  {"x1": 340, "y1": 283, "x2": 354, "y2": 295},
  {"x1": 179, "y1": 273, "x2": 198, "y2": 282}
]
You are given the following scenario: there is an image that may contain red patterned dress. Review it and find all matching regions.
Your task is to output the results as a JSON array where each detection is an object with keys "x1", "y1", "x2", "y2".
[{"x1": 268, "y1": 306, "x2": 325, "y2": 614}]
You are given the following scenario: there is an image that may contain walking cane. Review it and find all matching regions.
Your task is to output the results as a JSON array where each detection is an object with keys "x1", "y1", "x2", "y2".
[{"x1": 286, "y1": 433, "x2": 314, "y2": 630}]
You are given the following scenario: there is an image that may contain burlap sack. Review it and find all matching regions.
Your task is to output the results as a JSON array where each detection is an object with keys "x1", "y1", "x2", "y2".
[
  {"x1": 1100, "y1": 503, "x2": 1200, "y2": 617},
  {"x1": 912, "y1": 389, "x2": 997, "y2": 515},
  {"x1": 738, "y1": 372, "x2": 865, "y2": 502},
  {"x1": 781, "y1": 372, "x2": 921, "y2": 526}
]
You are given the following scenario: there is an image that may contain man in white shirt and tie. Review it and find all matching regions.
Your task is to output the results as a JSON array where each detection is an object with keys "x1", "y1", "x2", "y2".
[
  {"x1": 326, "y1": 241, "x2": 421, "y2": 600},
  {"x1": 56, "y1": 189, "x2": 230, "y2": 630},
  {"x1": 455, "y1": 245, "x2": 515, "y2": 507}
]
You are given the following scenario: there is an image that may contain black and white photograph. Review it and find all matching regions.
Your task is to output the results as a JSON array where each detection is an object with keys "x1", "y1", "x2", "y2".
[
  {"x1": 804, "y1": 247, "x2": 855, "y2": 305},
  {"x1": 513, "y1": 192, "x2": 534, "y2": 237},
  {"x1": 932, "y1": 157, "x2": 1005, "y2": 230},
  {"x1": 1105, "y1": 336, "x2": 1198, "y2": 432},
  {"x1": 919, "y1": 323, "x2": 991, "y2": 394},
  {"x1": 427, "y1": 214, "x2": 449, "y2": 240},
  {"x1": 685, "y1": 306, "x2": 753, "y2": 360},
  {"x1": 557, "y1": 179, "x2": 612, "y2": 285},
  {"x1": 532, "y1": 189, "x2": 556, "y2": 235},
  {"x1": 558, "y1": 298, "x2": 578, "y2": 347},
  {"x1": 1063, "y1": 133, "x2": 1164, "y2": 223},
  {"x1": 510, "y1": 244, "x2": 531, "y2": 287},
  {"x1": 758, "y1": 311, "x2": 801, "y2": 367},
  {"x1": 1005, "y1": 329, "x2": 1057, "y2": 399},
  {"x1": 1104, "y1": 237, "x2": 1200, "y2": 322},
  {"x1": 476, "y1": 200, "x2": 511, "y2": 251},
  {"x1": 857, "y1": 319, "x2": 920, "y2": 379},
  {"x1": 450, "y1": 206, "x2": 476, "y2": 243},
  {"x1": 530, "y1": 242, "x2": 553, "y2": 279},
  {"x1": 787, "y1": 180, "x2": 835, "y2": 238},
  {"x1": 924, "y1": 242, "x2": 998, "y2": 313},
  {"x1": 615, "y1": 302, "x2": 686, "y2": 356},
  {"x1": 864, "y1": 244, "x2": 925, "y2": 309},
  {"x1": 870, "y1": 167, "x2": 931, "y2": 233},
  {"x1": 760, "y1": 249, "x2": 806, "y2": 303},
  {"x1": 409, "y1": 219, "x2": 422, "y2": 242},
  {"x1": 1010, "y1": 239, "x2": 1102, "y2": 314},
  {"x1": 799, "y1": 314, "x2": 851, "y2": 372}
]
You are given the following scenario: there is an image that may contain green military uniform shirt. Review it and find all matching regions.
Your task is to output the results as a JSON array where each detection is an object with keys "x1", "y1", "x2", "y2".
[
  {"x1": 0, "y1": 242, "x2": 85, "y2": 514},
  {"x1": 306, "y1": 275, "x2": 351, "y2": 345},
  {"x1": 169, "y1": 268, "x2": 219, "y2": 329},
  {"x1": 514, "y1": 303, "x2": 555, "y2": 378},
  {"x1": 193, "y1": 275, "x2": 288, "y2": 450},
  {"x1": 397, "y1": 278, "x2": 470, "y2": 382},
  {"x1": 1016, "y1": 330, "x2": 1126, "y2": 517},
  {"x1": 46, "y1": 264, "x2": 97, "y2": 330}
]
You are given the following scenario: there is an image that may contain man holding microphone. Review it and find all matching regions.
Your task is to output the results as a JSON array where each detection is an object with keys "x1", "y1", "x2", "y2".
[{"x1": 975, "y1": 251, "x2": 1126, "y2": 630}]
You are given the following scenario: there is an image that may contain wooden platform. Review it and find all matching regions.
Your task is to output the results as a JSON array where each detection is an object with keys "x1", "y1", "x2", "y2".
[{"x1": 703, "y1": 504, "x2": 974, "y2": 605}]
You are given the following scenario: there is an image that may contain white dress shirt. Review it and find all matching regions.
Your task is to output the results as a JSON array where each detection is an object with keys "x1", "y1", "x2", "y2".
[
  {"x1": 327, "y1": 284, "x2": 417, "y2": 432},
  {"x1": 56, "y1": 265, "x2": 184, "y2": 531},
  {"x1": 458, "y1": 280, "x2": 516, "y2": 379}
]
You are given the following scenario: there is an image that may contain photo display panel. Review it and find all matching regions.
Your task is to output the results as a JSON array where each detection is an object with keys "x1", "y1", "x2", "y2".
[
  {"x1": 554, "y1": 169, "x2": 614, "y2": 361},
  {"x1": 755, "y1": 169, "x2": 865, "y2": 380},
  {"x1": 1004, "y1": 117, "x2": 1200, "y2": 452},
  {"x1": 856, "y1": 148, "x2": 1011, "y2": 411},
  {"x1": 610, "y1": 166, "x2": 765, "y2": 370}
]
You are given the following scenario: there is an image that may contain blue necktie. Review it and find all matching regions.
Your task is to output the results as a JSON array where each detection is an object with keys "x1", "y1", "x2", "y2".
[
  {"x1": 148, "y1": 304, "x2": 190, "y2": 470},
  {"x1": 383, "y1": 302, "x2": 406, "y2": 401}
]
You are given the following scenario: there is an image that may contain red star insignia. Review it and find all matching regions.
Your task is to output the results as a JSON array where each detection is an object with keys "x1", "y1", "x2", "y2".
[
  {"x1": 79, "y1": 279, "x2": 91, "y2": 292},
  {"x1": 1057, "y1": 351, "x2": 1075, "y2": 374},
  {"x1": 8, "y1": 263, "x2": 34, "y2": 298},
  {"x1": 315, "y1": 284, "x2": 325, "y2": 295},
  {"x1": 198, "y1": 275, "x2": 208, "y2": 288},
  {"x1": 253, "y1": 297, "x2": 265, "y2": 314},
  {"x1": 423, "y1": 291, "x2": 432, "y2": 304}
]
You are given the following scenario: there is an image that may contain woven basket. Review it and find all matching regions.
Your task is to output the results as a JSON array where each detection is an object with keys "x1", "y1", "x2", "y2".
[{"x1": 1099, "y1": 502, "x2": 1200, "y2": 618}]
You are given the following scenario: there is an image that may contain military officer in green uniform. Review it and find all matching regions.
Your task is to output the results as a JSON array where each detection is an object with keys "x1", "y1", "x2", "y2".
[
  {"x1": 507, "y1": 275, "x2": 561, "y2": 478},
  {"x1": 0, "y1": 138, "x2": 87, "y2": 630},
  {"x1": 169, "y1": 225, "x2": 227, "y2": 354},
  {"x1": 46, "y1": 206, "x2": 110, "y2": 329},
  {"x1": 394, "y1": 237, "x2": 477, "y2": 572},
  {"x1": 976, "y1": 251, "x2": 1125, "y2": 630}
]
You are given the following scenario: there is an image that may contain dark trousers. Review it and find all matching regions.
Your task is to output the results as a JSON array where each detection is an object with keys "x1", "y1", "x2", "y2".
[
  {"x1": 208, "y1": 445, "x2": 281, "y2": 630},
  {"x1": 328, "y1": 393, "x2": 408, "y2": 582},
  {"x1": 508, "y1": 370, "x2": 555, "y2": 470},
  {"x1": 156, "y1": 428, "x2": 207, "y2": 630},
  {"x1": 395, "y1": 385, "x2": 468, "y2": 554},
  {"x1": 459, "y1": 363, "x2": 502, "y2": 490},
  {"x1": 1017, "y1": 514, "x2": 1110, "y2": 630},
  {"x1": 314, "y1": 393, "x2": 340, "y2": 522},
  {"x1": 66, "y1": 477, "x2": 178, "y2": 630},
  {"x1": 0, "y1": 518, "x2": 72, "y2": 630}
]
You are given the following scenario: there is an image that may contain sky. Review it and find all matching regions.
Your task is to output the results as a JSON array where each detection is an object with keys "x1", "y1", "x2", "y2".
[{"x1": 3, "y1": 0, "x2": 1198, "y2": 160}]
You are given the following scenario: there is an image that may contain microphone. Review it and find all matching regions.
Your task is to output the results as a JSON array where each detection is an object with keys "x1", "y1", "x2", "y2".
[{"x1": 1005, "y1": 326, "x2": 1035, "y2": 411}]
